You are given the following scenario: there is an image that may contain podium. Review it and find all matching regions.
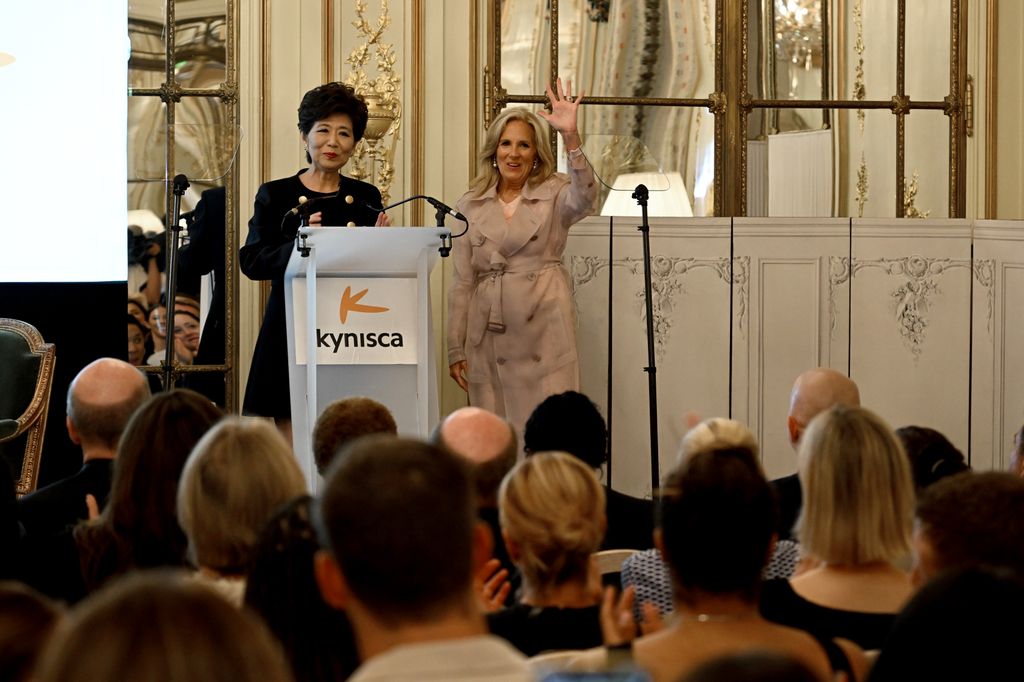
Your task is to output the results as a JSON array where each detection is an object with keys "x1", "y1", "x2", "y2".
[{"x1": 284, "y1": 226, "x2": 450, "y2": 490}]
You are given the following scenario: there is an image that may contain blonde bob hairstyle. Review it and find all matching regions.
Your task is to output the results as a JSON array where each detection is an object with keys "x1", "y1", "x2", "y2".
[
  {"x1": 797, "y1": 404, "x2": 914, "y2": 565},
  {"x1": 677, "y1": 417, "x2": 760, "y2": 466},
  {"x1": 499, "y1": 451, "x2": 606, "y2": 591},
  {"x1": 469, "y1": 107, "x2": 558, "y2": 196},
  {"x1": 177, "y1": 418, "x2": 307, "y2": 575}
]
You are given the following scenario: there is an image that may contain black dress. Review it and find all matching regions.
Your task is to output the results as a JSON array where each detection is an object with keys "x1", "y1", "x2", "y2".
[
  {"x1": 487, "y1": 603, "x2": 603, "y2": 656},
  {"x1": 240, "y1": 171, "x2": 383, "y2": 418},
  {"x1": 759, "y1": 578, "x2": 897, "y2": 651}
]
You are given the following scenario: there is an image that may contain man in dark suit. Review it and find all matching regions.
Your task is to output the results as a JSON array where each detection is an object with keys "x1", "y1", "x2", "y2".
[
  {"x1": 771, "y1": 367, "x2": 861, "y2": 540},
  {"x1": 178, "y1": 186, "x2": 226, "y2": 405},
  {"x1": 17, "y1": 358, "x2": 150, "y2": 537},
  {"x1": 524, "y1": 391, "x2": 654, "y2": 550}
]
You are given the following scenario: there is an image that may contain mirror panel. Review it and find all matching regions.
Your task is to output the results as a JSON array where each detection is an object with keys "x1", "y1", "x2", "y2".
[
  {"x1": 500, "y1": 0, "x2": 551, "y2": 94},
  {"x1": 904, "y1": 111, "x2": 949, "y2": 218},
  {"x1": 905, "y1": 0, "x2": 951, "y2": 102},
  {"x1": 835, "y1": 1, "x2": 896, "y2": 101},
  {"x1": 174, "y1": 0, "x2": 227, "y2": 88}
]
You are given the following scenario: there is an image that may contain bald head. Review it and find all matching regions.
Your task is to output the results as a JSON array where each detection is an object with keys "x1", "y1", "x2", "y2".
[
  {"x1": 434, "y1": 407, "x2": 517, "y2": 506},
  {"x1": 67, "y1": 358, "x2": 151, "y2": 452},
  {"x1": 787, "y1": 368, "x2": 860, "y2": 446}
]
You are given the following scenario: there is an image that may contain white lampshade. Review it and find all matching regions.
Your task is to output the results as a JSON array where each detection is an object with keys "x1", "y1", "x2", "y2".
[{"x1": 599, "y1": 172, "x2": 693, "y2": 218}]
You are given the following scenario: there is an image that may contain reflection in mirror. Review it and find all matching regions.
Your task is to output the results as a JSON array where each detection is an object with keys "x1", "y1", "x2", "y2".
[
  {"x1": 127, "y1": 0, "x2": 232, "y2": 406},
  {"x1": 499, "y1": 0, "x2": 551, "y2": 94},
  {"x1": 905, "y1": 0, "x2": 951, "y2": 102},
  {"x1": 498, "y1": 1, "x2": 715, "y2": 216},
  {"x1": 904, "y1": 111, "x2": 949, "y2": 218},
  {"x1": 174, "y1": 0, "x2": 227, "y2": 88}
]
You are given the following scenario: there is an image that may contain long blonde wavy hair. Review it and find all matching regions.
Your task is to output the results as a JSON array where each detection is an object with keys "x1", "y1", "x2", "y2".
[{"x1": 469, "y1": 107, "x2": 558, "y2": 196}]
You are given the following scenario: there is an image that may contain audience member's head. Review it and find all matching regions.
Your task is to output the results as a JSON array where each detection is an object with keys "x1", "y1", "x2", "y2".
[
  {"x1": 126, "y1": 295, "x2": 149, "y2": 327},
  {"x1": 65, "y1": 358, "x2": 151, "y2": 455},
  {"x1": 312, "y1": 397, "x2": 397, "y2": 475},
  {"x1": 797, "y1": 404, "x2": 914, "y2": 566},
  {"x1": 659, "y1": 448, "x2": 775, "y2": 607},
  {"x1": 787, "y1": 368, "x2": 860, "y2": 447},
  {"x1": 868, "y1": 567, "x2": 1024, "y2": 681},
  {"x1": 678, "y1": 418, "x2": 759, "y2": 465},
  {"x1": 178, "y1": 418, "x2": 307, "y2": 576},
  {"x1": 0, "y1": 582, "x2": 64, "y2": 682},
  {"x1": 315, "y1": 436, "x2": 481, "y2": 631},
  {"x1": 34, "y1": 571, "x2": 294, "y2": 682},
  {"x1": 245, "y1": 495, "x2": 359, "y2": 682},
  {"x1": 523, "y1": 391, "x2": 607, "y2": 469},
  {"x1": 895, "y1": 425, "x2": 969, "y2": 492},
  {"x1": 681, "y1": 651, "x2": 821, "y2": 682},
  {"x1": 126, "y1": 314, "x2": 148, "y2": 366},
  {"x1": 173, "y1": 309, "x2": 201, "y2": 355},
  {"x1": 75, "y1": 389, "x2": 223, "y2": 590},
  {"x1": 434, "y1": 406, "x2": 517, "y2": 506},
  {"x1": 912, "y1": 471, "x2": 1024, "y2": 584},
  {"x1": 499, "y1": 451, "x2": 605, "y2": 595}
]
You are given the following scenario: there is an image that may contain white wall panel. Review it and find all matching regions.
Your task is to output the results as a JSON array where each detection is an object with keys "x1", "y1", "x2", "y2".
[
  {"x1": 565, "y1": 217, "x2": 731, "y2": 497},
  {"x1": 851, "y1": 220, "x2": 972, "y2": 454},
  {"x1": 733, "y1": 219, "x2": 850, "y2": 479},
  {"x1": 972, "y1": 221, "x2": 1024, "y2": 470}
]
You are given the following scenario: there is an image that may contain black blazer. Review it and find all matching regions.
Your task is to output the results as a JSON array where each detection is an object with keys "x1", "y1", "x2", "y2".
[
  {"x1": 239, "y1": 172, "x2": 383, "y2": 418},
  {"x1": 17, "y1": 459, "x2": 113, "y2": 538},
  {"x1": 178, "y1": 186, "x2": 227, "y2": 404}
]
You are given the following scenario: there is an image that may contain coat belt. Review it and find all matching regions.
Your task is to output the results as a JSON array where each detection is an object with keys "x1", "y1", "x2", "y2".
[{"x1": 469, "y1": 256, "x2": 561, "y2": 345}]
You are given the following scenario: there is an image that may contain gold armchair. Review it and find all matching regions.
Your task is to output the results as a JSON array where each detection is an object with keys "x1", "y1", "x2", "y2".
[{"x1": 0, "y1": 318, "x2": 56, "y2": 496}]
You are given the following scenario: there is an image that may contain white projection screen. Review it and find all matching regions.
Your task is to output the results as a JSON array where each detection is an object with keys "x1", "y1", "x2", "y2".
[{"x1": 0, "y1": 2, "x2": 128, "y2": 282}]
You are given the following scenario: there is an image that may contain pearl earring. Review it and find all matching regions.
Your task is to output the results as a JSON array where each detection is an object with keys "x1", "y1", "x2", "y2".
[
  {"x1": 492, "y1": 158, "x2": 497, "y2": 168},
  {"x1": 532, "y1": 159, "x2": 538, "y2": 170}
]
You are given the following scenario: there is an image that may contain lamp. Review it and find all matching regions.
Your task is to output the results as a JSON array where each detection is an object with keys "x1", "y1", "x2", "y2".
[{"x1": 599, "y1": 171, "x2": 693, "y2": 217}]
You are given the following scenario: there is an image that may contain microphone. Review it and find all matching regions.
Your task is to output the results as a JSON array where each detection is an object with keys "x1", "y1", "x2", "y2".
[
  {"x1": 288, "y1": 196, "x2": 310, "y2": 216},
  {"x1": 423, "y1": 197, "x2": 467, "y2": 223}
]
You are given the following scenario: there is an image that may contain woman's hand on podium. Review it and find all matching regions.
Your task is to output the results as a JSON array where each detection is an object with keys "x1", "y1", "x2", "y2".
[
  {"x1": 375, "y1": 211, "x2": 391, "y2": 227},
  {"x1": 449, "y1": 360, "x2": 468, "y2": 392}
]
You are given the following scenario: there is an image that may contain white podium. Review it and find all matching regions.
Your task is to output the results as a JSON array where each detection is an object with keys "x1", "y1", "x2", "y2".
[{"x1": 284, "y1": 226, "x2": 450, "y2": 490}]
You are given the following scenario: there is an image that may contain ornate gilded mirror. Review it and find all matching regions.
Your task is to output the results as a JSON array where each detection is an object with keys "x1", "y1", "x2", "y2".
[
  {"x1": 489, "y1": 0, "x2": 967, "y2": 218},
  {"x1": 128, "y1": 0, "x2": 238, "y2": 407}
]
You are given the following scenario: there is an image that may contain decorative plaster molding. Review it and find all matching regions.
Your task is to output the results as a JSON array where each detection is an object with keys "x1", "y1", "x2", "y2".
[
  {"x1": 973, "y1": 258, "x2": 995, "y2": 335},
  {"x1": 568, "y1": 255, "x2": 747, "y2": 362},
  {"x1": 843, "y1": 255, "x2": 971, "y2": 358}
]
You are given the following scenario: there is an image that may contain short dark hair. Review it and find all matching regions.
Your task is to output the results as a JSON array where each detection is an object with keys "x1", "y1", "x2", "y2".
[
  {"x1": 895, "y1": 425, "x2": 969, "y2": 491},
  {"x1": 915, "y1": 471, "x2": 1024, "y2": 574},
  {"x1": 245, "y1": 495, "x2": 359, "y2": 682},
  {"x1": 297, "y1": 82, "x2": 369, "y2": 145},
  {"x1": 659, "y1": 447, "x2": 776, "y2": 605},
  {"x1": 126, "y1": 313, "x2": 147, "y2": 336},
  {"x1": 312, "y1": 397, "x2": 398, "y2": 475},
  {"x1": 523, "y1": 391, "x2": 608, "y2": 468},
  {"x1": 316, "y1": 436, "x2": 475, "y2": 626}
]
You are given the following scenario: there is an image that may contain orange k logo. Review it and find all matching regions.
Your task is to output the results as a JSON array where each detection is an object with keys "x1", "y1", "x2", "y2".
[{"x1": 339, "y1": 286, "x2": 389, "y2": 324}]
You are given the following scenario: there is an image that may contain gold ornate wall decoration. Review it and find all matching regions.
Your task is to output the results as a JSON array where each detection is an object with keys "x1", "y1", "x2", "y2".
[
  {"x1": 343, "y1": 0, "x2": 402, "y2": 205},
  {"x1": 903, "y1": 171, "x2": 930, "y2": 218},
  {"x1": 853, "y1": 0, "x2": 868, "y2": 218}
]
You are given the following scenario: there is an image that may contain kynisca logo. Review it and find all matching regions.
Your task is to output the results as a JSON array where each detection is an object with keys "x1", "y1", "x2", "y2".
[{"x1": 339, "y1": 286, "x2": 389, "y2": 324}]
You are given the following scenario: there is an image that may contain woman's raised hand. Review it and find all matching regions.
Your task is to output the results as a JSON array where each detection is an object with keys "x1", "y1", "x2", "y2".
[{"x1": 539, "y1": 77, "x2": 584, "y2": 136}]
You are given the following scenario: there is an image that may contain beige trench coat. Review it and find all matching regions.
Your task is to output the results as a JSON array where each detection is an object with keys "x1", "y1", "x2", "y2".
[{"x1": 447, "y1": 158, "x2": 597, "y2": 440}]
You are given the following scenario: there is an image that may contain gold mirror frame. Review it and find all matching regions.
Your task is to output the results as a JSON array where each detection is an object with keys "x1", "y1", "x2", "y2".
[
  {"x1": 488, "y1": 0, "x2": 967, "y2": 218},
  {"x1": 129, "y1": 0, "x2": 239, "y2": 409}
]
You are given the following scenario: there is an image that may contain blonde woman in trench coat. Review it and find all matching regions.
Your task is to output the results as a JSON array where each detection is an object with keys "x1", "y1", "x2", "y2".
[{"x1": 448, "y1": 79, "x2": 597, "y2": 443}]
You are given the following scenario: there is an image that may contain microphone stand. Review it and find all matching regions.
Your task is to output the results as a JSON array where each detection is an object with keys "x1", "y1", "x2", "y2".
[
  {"x1": 161, "y1": 173, "x2": 190, "y2": 390},
  {"x1": 633, "y1": 183, "x2": 660, "y2": 492}
]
